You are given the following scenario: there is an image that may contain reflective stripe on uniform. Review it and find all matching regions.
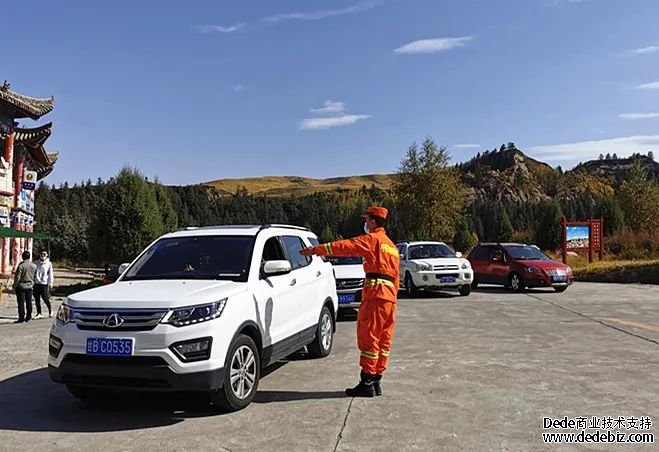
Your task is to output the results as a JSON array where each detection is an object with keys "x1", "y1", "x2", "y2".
[
  {"x1": 324, "y1": 243, "x2": 332, "y2": 255},
  {"x1": 360, "y1": 350, "x2": 379, "y2": 360},
  {"x1": 365, "y1": 278, "x2": 395, "y2": 289},
  {"x1": 380, "y1": 349, "x2": 390, "y2": 357}
]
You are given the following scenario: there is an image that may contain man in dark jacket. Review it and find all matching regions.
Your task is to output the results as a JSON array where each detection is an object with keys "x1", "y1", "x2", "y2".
[{"x1": 13, "y1": 251, "x2": 37, "y2": 324}]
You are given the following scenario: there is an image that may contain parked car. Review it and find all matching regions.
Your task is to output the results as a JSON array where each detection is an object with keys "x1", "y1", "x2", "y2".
[
  {"x1": 396, "y1": 241, "x2": 473, "y2": 297},
  {"x1": 327, "y1": 256, "x2": 365, "y2": 309},
  {"x1": 49, "y1": 224, "x2": 338, "y2": 412},
  {"x1": 467, "y1": 242, "x2": 573, "y2": 292}
]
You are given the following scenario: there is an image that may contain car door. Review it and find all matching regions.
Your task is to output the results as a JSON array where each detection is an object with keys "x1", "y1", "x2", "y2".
[
  {"x1": 280, "y1": 235, "x2": 318, "y2": 335},
  {"x1": 471, "y1": 246, "x2": 491, "y2": 282},
  {"x1": 397, "y1": 244, "x2": 409, "y2": 284},
  {"x1": 488, "y1": 247, "x2": 511, "y2": 285},
  {"x1": 252, "y1": 235, "x2": 299, "y2": 350}
]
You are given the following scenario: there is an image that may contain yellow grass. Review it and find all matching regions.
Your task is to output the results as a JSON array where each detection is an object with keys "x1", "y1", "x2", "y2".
[{"x1": 202, "y1": 174, "x2": 395, "y2": 196}]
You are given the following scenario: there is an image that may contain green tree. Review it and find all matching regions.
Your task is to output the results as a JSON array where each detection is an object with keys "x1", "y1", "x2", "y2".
[
  {"x1": 495, "y1": 209, "x2": 514, "y2": 242},
  {"x1": 618, "y1": 163, "x2": 659, "y2": 232},
  {"x1": 394, "y1": 137, "x2": 466, "y2": 241},
  {"x1": 535, "y1": 200, "x2": 564, "y2": 251},
  {"x1": 595, "y1": 197, "x2": 625, "y2": 236},
  {"x1": 452, "y1": 216, "x2": 478, "y2": 253},
  {"x1": 89, "y1": 167, "x2": 171, "y2": 263}
]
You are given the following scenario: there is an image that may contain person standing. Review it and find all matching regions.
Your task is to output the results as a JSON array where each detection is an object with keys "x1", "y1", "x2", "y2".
[
  {"x1": 34, "y1": 250, "x2": 54, "y2": 319},
  {"x1": 13, "y1": 251, "x2": 37, "y2": 324},
  {"x1": 300, "y1": 206, "x2": 400, "y2": 397}
]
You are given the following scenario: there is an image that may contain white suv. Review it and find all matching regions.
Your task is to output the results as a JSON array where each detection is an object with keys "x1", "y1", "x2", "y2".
[
  {"x1": 397, "y1": 241, "x2": 473, "y2": 297},
  {"x1": 48, "y1": 225, "x2": 338, "y2": 412}
]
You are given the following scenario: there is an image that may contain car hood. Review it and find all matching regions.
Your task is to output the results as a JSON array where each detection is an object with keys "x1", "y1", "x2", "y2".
[
  {"x1": 517, "y1": 260, "x2": 568, "y2": 271},
  {"x1": 333, "y1": 264, "x2": 365, "y2": 279},
  {"x1": 409, "y1": 257, "x2": 466, "y2": 267},
  {"x1": 66, "y1": 280, "x2": 248, "y2": 309}
]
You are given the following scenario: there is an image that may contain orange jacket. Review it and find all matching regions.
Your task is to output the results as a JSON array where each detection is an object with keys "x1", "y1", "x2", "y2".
[{"x1": 313, "y1": 228, "x2": 400, "y2": 303}]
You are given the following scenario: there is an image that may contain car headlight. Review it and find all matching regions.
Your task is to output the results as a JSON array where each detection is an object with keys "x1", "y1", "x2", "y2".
[
  {"x1": 526, "y1": 266, "x2": 542, "y2": 274},
  {"x1": 56, "y1": 304, "x2": 73, "y2": 325},
  {"x1": 415, "y1": 263, "x2": 432, "y2": 271},
  {"x1": 162, "y1": 299, "x2": 227, "y2": 327},
  {"x1": 566, "y1": 266, "x2": 572, "y2": 274},
  {"x1": 461, "y1": 262, "x2": 471, "y2": 270}
]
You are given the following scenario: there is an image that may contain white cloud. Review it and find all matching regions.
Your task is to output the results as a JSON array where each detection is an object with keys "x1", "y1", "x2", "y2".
[
  {"x1": 394, "y1": 37, "x2": 473, "y2": 55},
  {"x1": 529, "y1": 135, "x2": 659, "y2": 161},
  {"x1": 195, "y1": 23, "x2": 245, "y2": 33},
  {"x1": 454, "y1": 144, "x2": 481, "y2": 149},
  {"x1": 300, "y1": 114, "x2": 370, "y2": 130},
  {"x1": 310, "y1": 100, "x2": 346, "y2": 115},
  {"x1": 630, "y1": 45, "x2": 659, "y2": 55},
  {"x1": 619, "y1": 113, "x2": 659, "y2": 120},
  {"x1": 637, "y1": 81, "x2": 659, "y2": 90},
  {"x1": 233, "y1": 84, "x2": 245, "y2": 93},
  {"x1": 264, "y1": 1, "x2": 378, "y2": 23}
]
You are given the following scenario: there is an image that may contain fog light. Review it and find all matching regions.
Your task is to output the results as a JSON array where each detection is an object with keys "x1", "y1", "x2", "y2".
[
  {"x1": 464, "y1": 273, "x2": 472, "y2": 280},
  {"x1": 422, "y1": 275, "x2": 428, "y2": 281},
  {"x1": 170, "y1": 337, "x2": 212, "y2": 362},
  {"x1": 49, "y1": 334, "x2": 63, "y2": 358}
]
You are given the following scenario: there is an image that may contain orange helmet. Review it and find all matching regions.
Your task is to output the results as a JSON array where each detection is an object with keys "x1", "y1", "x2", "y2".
[{"x1": 362, "y1": 206, "x2": 388, "y2": 220}]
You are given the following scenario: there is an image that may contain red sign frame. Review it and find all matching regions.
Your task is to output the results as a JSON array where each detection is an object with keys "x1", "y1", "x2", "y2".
[{"x1": 561, "y1": 217, "x2": 604, "y2": 264}]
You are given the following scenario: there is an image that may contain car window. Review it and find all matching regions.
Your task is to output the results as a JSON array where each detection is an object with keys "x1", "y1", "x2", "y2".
[
  {"x1": 504, "y1": 245, "x2": 550, "y2": 261},
  {"x1": 306, "y1": 236, "x2": 328, "y2": 262},
  {"x1": 490, "y1": 248, "x2": 504, "y2": 261},
  {"x1": 123, "y1": 235, "x2": 254, "y2": 282},
  {"x1": 408, "y1": 244, "x2": 456, "y2": 259},
  {"x1": 282, "y1": 236, "x2": 312, "y2": 269},
  {"x1": 474, "y1": 246, "x2": 490, "y2": 261},
  {"x1": 262, "y1": 237, "x2": 286, "y2": 262}
]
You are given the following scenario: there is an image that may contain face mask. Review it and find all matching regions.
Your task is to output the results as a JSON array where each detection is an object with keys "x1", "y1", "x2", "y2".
[
  {"x1": 40, "y1": 257, "x2": 46, "y2": 261},
  {"x1": 363, "y1": 222, "x2": 370, "y2": 234}
]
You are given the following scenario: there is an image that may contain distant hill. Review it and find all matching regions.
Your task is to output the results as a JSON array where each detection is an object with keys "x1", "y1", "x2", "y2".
[
  {"x1": 203, "y1": 174, "x2": 395, "y2": 197},
  {"x1": 199, "y1": 148, "x2": 657, "y2": 201},
  {"x1": 571, "y1": 154, "x2": 659, "y2": 182}
]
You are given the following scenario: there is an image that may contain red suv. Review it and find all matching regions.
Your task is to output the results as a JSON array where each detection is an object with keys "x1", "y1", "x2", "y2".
[{"x1": 467, "y1": 243, "x2": 573, "y2": 292}]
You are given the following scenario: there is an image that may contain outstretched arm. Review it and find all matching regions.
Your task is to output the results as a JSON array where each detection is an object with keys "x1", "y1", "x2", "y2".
[{"x1": 301, "y1": 235, "x2": 372, "y2": 258}]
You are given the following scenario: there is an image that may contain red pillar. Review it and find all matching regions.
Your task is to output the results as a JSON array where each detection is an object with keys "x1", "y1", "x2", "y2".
[
  {"x1": 561, "y1": 217, "x2": 567, "y2": 264},
  {"x1": 588, "y1": 219, "x2": 593, "y2": 264},
  {"x1": 1, "y1": 130, "x2": 14, "y2": 275},
  {"x1": 11, "y1": 156, "x2": 24, "y2": 268}
]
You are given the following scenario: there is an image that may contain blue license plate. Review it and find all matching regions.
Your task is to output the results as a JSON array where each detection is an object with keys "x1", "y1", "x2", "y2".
[
  {"x1": 553, "y1": 275, "x2": 567, "y2": 282},
  {"x1": 439, "y1": 277, "x2": 457, "y2": 283},
  {"x1": 86, "y1": 337, "x2": 134, "y2": 356},
  {"x1": 338, "y1": 294, "x2": 356, "y2": 304}
]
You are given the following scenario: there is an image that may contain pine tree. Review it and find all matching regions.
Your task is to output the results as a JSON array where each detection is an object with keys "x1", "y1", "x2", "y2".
[
  {"x1": 535, "y1": 201, "x2": 564, "y2": 251},
  {"x1": 495, "y1": 209, "x2": 514, "y2": 242}
]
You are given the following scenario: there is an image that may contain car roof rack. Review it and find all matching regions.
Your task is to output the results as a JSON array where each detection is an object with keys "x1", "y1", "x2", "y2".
[
  {"x1": 176, "y1": 225, "x2": 261, "y2": 232},
  {"x1": 259, "y1": 224, "x2": 310, "y2": 232}
]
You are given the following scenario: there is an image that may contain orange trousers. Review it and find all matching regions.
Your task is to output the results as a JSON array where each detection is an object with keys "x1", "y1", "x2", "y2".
[{"x1": 357, "y1": 298, "x2": 397, "y2": 375}]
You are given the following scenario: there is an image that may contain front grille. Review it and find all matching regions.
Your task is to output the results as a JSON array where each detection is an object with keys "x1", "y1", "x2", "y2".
[
  {"x1": 64, "y1": 354, "x2": 167, "y2": 366},
  {"x1": 545, "y1": 269, "x2": 565, "y2": 277},
  {"x1": 73, "y1": 308, "x2": 167, "y2": 332},
  {"x1": 336, "y1": 278, "x2": 364, "y2": 290},
  {"x1": 62, "y1": 375, "x2": 171, "y2": 388},
  {"x1": 433, "y1": 264, "x2": 459, "y2": 271}
]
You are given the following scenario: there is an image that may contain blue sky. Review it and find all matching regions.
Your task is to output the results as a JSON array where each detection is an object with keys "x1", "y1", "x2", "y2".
[{"x1": 4, "y1": 0, "x2": 659, "y2": 186}]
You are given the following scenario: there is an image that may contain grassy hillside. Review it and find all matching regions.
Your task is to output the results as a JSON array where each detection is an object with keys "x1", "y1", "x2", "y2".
[{"x1": 203, "y1": 174, "x2": 395, "y2": 197}]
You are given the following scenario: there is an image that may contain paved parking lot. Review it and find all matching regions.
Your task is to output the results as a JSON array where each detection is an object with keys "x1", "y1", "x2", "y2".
[{"x1": 1, "y1": 282, "x2": 658, "y2": 451}]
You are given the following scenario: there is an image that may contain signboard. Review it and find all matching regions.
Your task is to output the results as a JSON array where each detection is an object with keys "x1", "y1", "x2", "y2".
[
  {"x1": 566, "y1": 226, "x2": 590, "y2": 249},
  {"x1": 561, "y1": 218, "x2": 604, "y2": 264},
  {"x1": 22, "y1": 170, "x2": 37, "y2": 190}
]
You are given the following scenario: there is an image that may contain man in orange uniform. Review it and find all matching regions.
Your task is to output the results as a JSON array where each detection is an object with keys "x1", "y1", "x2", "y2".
[{"x1": 301, "y1": 206, "x2": 400, "y2": 397}]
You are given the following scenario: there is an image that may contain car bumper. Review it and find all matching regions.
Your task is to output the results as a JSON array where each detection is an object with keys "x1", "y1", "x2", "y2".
[
  {"x1": 48, "y1": 320, "x2": 230, "y2": 391},
  {"x1": 525, "y1": 275, "x2": 574, "y2": 288},
  {"x1": 48, "y1": 357, "x2": 225, "y2": 391},
  {"x1": 411, "y1": 271, "x2": 473, "y2": 289}
]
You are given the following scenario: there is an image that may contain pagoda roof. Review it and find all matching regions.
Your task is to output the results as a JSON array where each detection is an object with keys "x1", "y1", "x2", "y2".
[
  {"x1": 0, "y1": 123, "x2": 58, "y2": 179},
  {"x1": 0, "y1": 81, "x2": 54, "y2": 120},
  {"x1": 14, "y1": 122, "x2": 52, "y2": 145}
]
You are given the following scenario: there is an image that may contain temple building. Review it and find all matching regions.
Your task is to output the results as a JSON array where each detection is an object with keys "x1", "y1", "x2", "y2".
[{"x1": 0, "y1": 81, "x2": 58, "y2": 276}]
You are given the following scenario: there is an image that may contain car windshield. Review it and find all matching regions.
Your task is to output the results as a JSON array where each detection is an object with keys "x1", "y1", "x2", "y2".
[
  {"x1": 123, "y1": 235, "x2": 254, "y2": 282},
  {"x1": 408, "y1": 244, "x2": 456, "y2": 259},
  {"x1": 327, "y1": 256, "x2": 363, "y2": 265},
  {"x1": 505, "y1": 245, "x2": 549, "y2": 261}
]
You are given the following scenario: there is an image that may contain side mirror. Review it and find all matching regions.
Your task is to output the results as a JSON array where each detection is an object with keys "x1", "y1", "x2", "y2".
[
  {"x1": 455, "y1": 252, "x2": 463, "y2": 258},
  {"x1": 118, "y1": 263, "x2": 130, "y2": 274},
  {"x1": 263, "y1": 260, "x2": 292, "y2": 276},
  {"x1": 400, "y1": 254, "x2": 406, "y2": 260},
  {"x1": 492, "y1": 255, "x2": 502, "y2": 262}
]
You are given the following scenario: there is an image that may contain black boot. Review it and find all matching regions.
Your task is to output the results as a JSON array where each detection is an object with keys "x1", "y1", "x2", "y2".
[
  {"x1": 345, "y1": 372, "x2": 376, "y2": 397},
  {"x1": 373, "y1": 374, "x2": 382, "y2": 396}
]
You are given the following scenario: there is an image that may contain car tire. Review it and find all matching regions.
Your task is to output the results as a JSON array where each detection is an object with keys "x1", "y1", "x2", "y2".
[
  {"x1": 459, "y1": 285, "x2": 471, "y2": 296},
  {"x1": 210, "y1": 334, "x2": 260, "y2": 412},
  {"x1": 554, "y1": 286, "x2": 568, "y2": 293},
  {"x1": 307, "y1": 305, "x2": 334, "y2": 358},
  {"x1": 65, "y1": 384, "x2": 112, "y2": 401},
  {"x1": 509, "y1": 272, "x2": 525, "y2": 293},
  {"x1": 405, "y1": 273, "x2": 419, "y2": 298}
]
